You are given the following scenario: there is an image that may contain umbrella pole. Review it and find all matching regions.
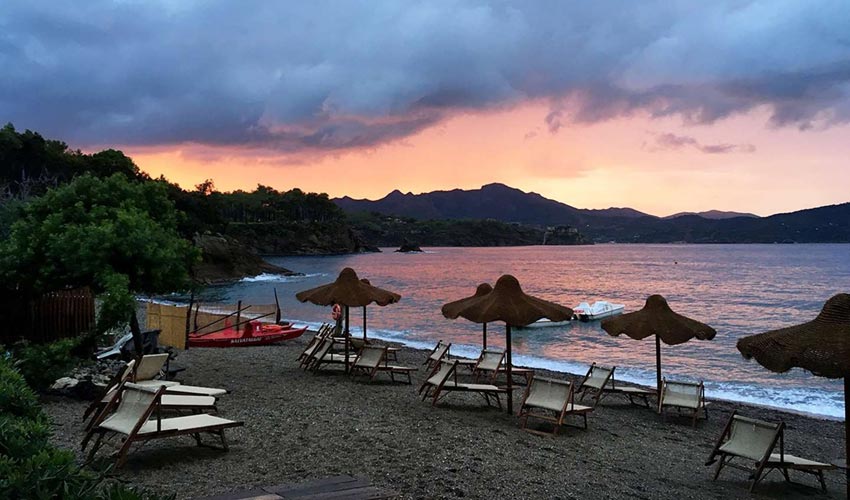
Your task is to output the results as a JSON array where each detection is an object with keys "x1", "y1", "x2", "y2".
[
  {"x1": 483, "y1": 322, "x2": 487, "y2": 349},
  {"x1": 506, "y1": 324, "x2": 513, "y2": 415},
  {"x1": 655, "y1": 335, "x2": 662, "y2": 401},
  {"x1": 363, "y1": 306, "x2": 367, "y2": 341},
  {"x1": 345, "y1": 306, "x2": 350, "y2": 374}
]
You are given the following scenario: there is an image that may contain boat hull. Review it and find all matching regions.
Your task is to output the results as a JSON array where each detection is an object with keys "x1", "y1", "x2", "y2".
[
  {"x1": 188, "y1": 325, "x2": 307, "y2": 348},
  {"x1": 517, "y1": 319, "x2": 572, "y2": 329},
  {"x1": 573, "y1": 302, "x2": 625, "y2": 322}
]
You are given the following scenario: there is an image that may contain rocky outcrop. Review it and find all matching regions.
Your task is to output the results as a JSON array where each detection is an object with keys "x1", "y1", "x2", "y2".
[
  {"x1": 192, "y1": 233, "x2": 298, "y2": 284},
  {"x1": 49, "y1": 358, "x2": 126, "y2": 400},
  {"x1": 395, "y1": 241, "x2": 423, "y2": 253}
]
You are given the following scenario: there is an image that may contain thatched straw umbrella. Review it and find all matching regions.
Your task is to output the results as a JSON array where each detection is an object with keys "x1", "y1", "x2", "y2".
[
  {"x1": 441, "y1": 283, "x2": 493, "y2": 348},
  {"x1": 737, "y1": 293, "x2": 850, "y2": 496},
  {"x1": 296, "y1": 268, "x2": 401, "y2": 372},
  {"x1": 601, "y1": 295, "x2": 716, "y2": 396},
  {"x1": 442, "y1": 275, "x2": 572, "y2": 414}
]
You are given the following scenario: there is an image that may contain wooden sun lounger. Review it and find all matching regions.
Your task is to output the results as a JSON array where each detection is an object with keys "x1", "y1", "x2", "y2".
[
  {"x1": 84, "y1": 360, "x2": 218, "y2": 430},
  {"x1": 519, "y1": 376, "x2": 593, "y2": 436},
  {"x1": 133, "y1": 354, "x2": 228, "y2": 397},
  {"x1": 577, "y1": 363, "x2": 653, "y2": 408},
  {"x1": 472, "y1": 349, "x2": 506, "y2": 383},
  {"x1": 706, "y1": 411, "x2": 835, "y2": 492},
  {"x1": 83, "y1": 382, "x2": 243, "y2": 468},
  {"x1": 424, "y1": 340, "x2": 451, "y2": 370},
  {"x1": 658, "y1": 378, "x2": 707, "y2": 427},
  {"x1": 350, "y1": 345, "x2": 417, "y2": 384},
  {"x1": 420, "y1": 360, "x2": 507, "y2": 408},
  {"x1": 297, "y1": 324, "x2": 332, "y2": 365}
]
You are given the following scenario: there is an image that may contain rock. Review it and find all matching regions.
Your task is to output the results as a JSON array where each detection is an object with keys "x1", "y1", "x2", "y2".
[
  {"x1": 192, "y1": 233, "x2": 299, "y2": 284},
  {"x1": 395, "y1": 243, "x2": 423, "y2": 253},
  {"x1": 51, "y1": 377, "x2": 79, "y2": 391}
]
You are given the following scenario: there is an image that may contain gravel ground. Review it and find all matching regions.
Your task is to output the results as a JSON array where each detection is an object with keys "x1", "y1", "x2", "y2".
[{"x1": 42, "y1": 334, "x2": 847, "y2": 499}]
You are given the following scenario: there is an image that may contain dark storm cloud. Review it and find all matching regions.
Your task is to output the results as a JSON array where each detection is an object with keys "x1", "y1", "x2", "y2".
[{"x1": 1, "y1": 1, "x2": 848, "y2": 152}]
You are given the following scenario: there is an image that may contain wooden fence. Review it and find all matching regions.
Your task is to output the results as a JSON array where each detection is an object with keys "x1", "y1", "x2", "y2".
[{"x1": 0, "y1": 288, "x2": 96, "y2": 344}]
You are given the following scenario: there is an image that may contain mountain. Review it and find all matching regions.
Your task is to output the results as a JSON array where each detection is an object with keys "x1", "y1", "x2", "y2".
[
  {"x1": 335, "y1": 184, "x2": 850, "y2": 243},
  {"x1": 335, "y1": 183, "x2": 652, "y2": 226},
  {"x1": 665, "y1": 210, "x2": 759, "y2": 220}
]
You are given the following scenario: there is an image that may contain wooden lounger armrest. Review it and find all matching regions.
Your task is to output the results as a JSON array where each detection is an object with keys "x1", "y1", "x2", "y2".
[
  {"x1": 380, "y1": 365, "x2": 417, "y2": 372},
  {"x1": 454, "y1": 359, "x2": 478, "y2": 365},
  {"x1": 767, "y1": 454, "x2": 837, "y2": 471}
]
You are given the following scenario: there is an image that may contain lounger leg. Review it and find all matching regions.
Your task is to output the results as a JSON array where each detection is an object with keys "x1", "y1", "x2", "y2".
[
  {"x1": 713, "y1": 455, "x2": 727, "y2": 480},
  {"x1": 218, "y1": 430, "x2": 229, "y2": 451},
  {"x1": 817, "y1": 470, "x2": 826, "y2": 492},
  {"x1": 193, "y1": 432, "x2": 203, "y2": 447},
  {"x1": 85, "y1": 432, "x2": 104, "y2": 460},
  {"x1": 750, "y1": 461, "x2": 769, "y2": 493},
  {"x1": 780, "y1": 466, "x2": 790, "y2": 482},
  {"x1": 115, "y1": 438, "x2": 135, "y2": 469}
]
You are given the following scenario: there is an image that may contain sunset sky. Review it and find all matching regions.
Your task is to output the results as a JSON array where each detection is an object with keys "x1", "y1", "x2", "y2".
[{"x1": 3, "y1": 1, "x2": 849, "y2": 216}]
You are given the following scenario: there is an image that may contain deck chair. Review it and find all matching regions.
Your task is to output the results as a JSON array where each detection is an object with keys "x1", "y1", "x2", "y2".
[
  {"x1": 519, "y1": 377, "x2": 593, "y2": 435},
  {"x1": 305, "y1": 336, "x2": 354, "y2": 372},
  {"x1": 83, "y1": 382, "x2": 243, "y2": 468},
  {"x1": 420, "y1": 360, "x2": 506, "y2": 408},
  {"x1": 132, "y1": 354, "x2": 228, "y2": 397},
  {"x1": 658, "y1": 378, "x2": 707, "y2": 427},
  {"x1": 424, "y1": 340, "x2": 451, "y2": 370},
  {"x1": 350, "y1": 345, "x2": 416, "y2": 384},
  {"x1": 472, "y1": 349, "x2": 506, "y2": 383},
  {"x1": 84, "y1": 360, "x2": 217, "y2": 430},
  {"x1": 298, "y1": 324, "x2": 332, "y2": 367},
  {"x1": 705, "y1": 411, "x2": 835, "y2": 492},
  {"x1": 576, "y1": 363, "x2": 653, "y2": 408}
]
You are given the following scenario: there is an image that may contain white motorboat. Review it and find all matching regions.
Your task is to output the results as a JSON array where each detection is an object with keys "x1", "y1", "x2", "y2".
[
  {"x1": 517, "y1": 318, "x2": 572, "y2": 329},
  {"x1": 573, "y1": 301, "x2": 625, "y2": 322}
]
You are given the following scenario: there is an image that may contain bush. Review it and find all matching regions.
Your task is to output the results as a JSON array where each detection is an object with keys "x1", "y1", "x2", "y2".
[
  {"x1": 10, "y1": 337, "x2": 81, "y2": 391},
  {"x1": 0, "y1": 356, "x2": 169, "y2": 499}
]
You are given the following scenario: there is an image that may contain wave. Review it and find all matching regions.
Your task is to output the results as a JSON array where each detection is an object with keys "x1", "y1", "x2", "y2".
[{"x1": 240, "y1": 272, "x2": 327, "y2": 283}]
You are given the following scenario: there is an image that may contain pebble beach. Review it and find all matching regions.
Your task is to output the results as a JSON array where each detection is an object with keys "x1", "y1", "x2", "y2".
[{"x1": 42, "y1": 333, "x2": 847, "y2": 499}]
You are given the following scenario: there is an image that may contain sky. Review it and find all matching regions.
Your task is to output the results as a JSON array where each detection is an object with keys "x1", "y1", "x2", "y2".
[{"x1": 2, "y1": 1, "x2": 850, "y2": 216}]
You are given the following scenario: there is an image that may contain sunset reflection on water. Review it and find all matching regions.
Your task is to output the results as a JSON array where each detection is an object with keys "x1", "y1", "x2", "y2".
[{"x1": 206, "y1": 244, "x2": 850, "y2": 417}]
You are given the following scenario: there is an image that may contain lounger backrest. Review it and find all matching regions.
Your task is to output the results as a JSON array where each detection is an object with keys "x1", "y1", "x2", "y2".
[
  {"x1": 354, "y1": 345, "x2": 386, "y2": 369},
  {"x1": 429, "y1": 341, "x2": 450, "y2": 363},
  {"x1": 312, "y1": 336, "x2": 333, "y2": 359},
  {"x1": 662, "y1": 380, "x2": 702, "y2": 404},
  {"x1": 723, "y1": 415, "x2": 782, "y2": 462},
  {"x1": 583, "y1": 364, "x2": 614, "y2": 390},
  {"x1": 134, "y1": 354, "x2": 169, "y2": 382},
  {"x1": 426, "y1": 360, "x2": 456, "y2": 387},
  {"x1": 99, "y1": 383, "x2": 159, "y2": 435},
  {"x1": 476, "y1": 350, "x2": 505, "y2": 371},
  {"x1": 525, "y1": 377, "x2": 572, "y2": 412}
]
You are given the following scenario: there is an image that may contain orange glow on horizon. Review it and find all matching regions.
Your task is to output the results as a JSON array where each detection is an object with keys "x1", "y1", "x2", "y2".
[{"x1": 127, "y1": 102, "x2": 850, "y2": 217}]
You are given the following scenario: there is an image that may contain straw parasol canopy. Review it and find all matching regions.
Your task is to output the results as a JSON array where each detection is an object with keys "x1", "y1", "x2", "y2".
[
  {"x1": 295, "y1": 267, "x2": 400, "y2": 308},
  {"x1": 442, "y1": 275, "x2": 572, "y2": 414},
  {"x1": 601, "y1": 294, "x2": 716, "y2": 395},
  {"x1": 737, "y1": 293, "x2": 850, "y2": 496},
  {"x1": 296, "y1": 267, "x2": 400, "y2": 370},
  {"x1": 441, "y1": 283, "x2": 493, "y2": 348}
]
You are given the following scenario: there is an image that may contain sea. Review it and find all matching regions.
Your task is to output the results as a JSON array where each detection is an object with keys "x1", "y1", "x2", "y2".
[{"x1": 191, "y1": 244, "x2": 850, "y2": 419}]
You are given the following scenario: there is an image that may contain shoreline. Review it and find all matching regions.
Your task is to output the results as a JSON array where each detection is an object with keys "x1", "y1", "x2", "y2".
[
  {"x1": 42, "y1": 332, "x2": 846, "y2": 499},
  {"x1": 288, "y1": 322, "x2": 845, "y2": 422}
]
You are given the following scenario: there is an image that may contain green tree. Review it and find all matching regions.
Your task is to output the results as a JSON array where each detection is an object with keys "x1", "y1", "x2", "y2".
[{"x1": 0, "y1": 174, "x2": 198, "y2": 350}]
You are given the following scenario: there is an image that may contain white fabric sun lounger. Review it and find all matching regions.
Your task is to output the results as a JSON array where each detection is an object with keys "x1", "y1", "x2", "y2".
[
  {"x1": 132, "y1": 354, "x2": 228, "y2": 397},
  {"x1": 658, "y1": 378, "x2": 707, "y2": 427},
  {"x1": 577, "y1": 363, "x2": 653, "y2": 408},
  {"x1": 420, "y1": 360, "x2": 506, "y2": 408},
  {"x1": 519, "y1": 376, "x2": 593, "y2": 435},
  {"x1": 351, "y1": 345, "x2": 416, "y2": 384},
  {"x1": 706, "y1": 412, "x2": 835, "y2": 492},
  {"x1": 83, "y1": 382, "x2": 243, "y2": 468}
]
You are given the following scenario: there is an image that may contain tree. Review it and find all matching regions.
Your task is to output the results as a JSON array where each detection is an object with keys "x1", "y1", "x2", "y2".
[{"x1": 0, "y1": 174, "x2": 199, "y2": 351}]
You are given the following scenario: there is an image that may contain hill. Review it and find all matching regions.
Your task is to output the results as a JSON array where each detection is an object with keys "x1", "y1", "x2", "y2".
[
  {"x1": 665, "y1": 210, "x2": 759, "y2": 219},
  {"x1": 335, "y1": 185, "x2": 850, "y2": 243}
]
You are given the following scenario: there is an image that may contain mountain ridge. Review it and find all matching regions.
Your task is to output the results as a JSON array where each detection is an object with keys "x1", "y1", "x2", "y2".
[{"x1": 335, "y1": 184, "x2": 850, "y2": 243}]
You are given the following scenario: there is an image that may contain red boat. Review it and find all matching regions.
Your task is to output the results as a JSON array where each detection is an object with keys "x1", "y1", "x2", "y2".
[{"x1": 188, "y1": 320, "x2": 307, "y2": 348}]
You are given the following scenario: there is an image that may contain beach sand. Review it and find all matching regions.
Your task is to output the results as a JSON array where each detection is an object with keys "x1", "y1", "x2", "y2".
[{"x1": 42, "y1": 334, "x2": 847, "y2": 499}]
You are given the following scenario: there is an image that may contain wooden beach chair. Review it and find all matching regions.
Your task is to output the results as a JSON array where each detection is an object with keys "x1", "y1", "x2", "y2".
[
  {"x1": 518, "y1": 376, "x2": 593, "y2": 435},
  {"x1": 705, "y1": 411, "x2": 835, "y2": 492},
  {"x1": 298, "y1": 324, "x2": 333, "y2": 367},
  {"x1": 305, "y1": 335, "x2": 354, "y2": 372},
  {"x1": 84, "y1": 360, "x2": 218, "y2": 430},
  {"x1": 576, "y1": 363, "x2": 653, "y2": 408},
  {"x1": 658, "y1": 378, "x2": 707, "y2": 427},
  {"x1": 350, "y1": 345, "x2": 416, "y2": 384},
  {"x1": 82, "y1": 382, "x2": 243, "y2": 468},
  {"x1": 472, "y1": 349, "x2": 506, "y2": 383},
  {"x1": 424, "y1": 340, "x2": 451, "y2": 370},
  {"x1": 420, "y1": 360, "x2": 506, "y2": 408},
  {"x1": 132, "y1": 354, "x2": 228, "y2": 397}
]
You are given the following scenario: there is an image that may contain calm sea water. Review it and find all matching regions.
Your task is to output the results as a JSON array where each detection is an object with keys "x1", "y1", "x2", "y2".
[{"x1": 198, "y1": 244, "x2": 850, "y2": 418}]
